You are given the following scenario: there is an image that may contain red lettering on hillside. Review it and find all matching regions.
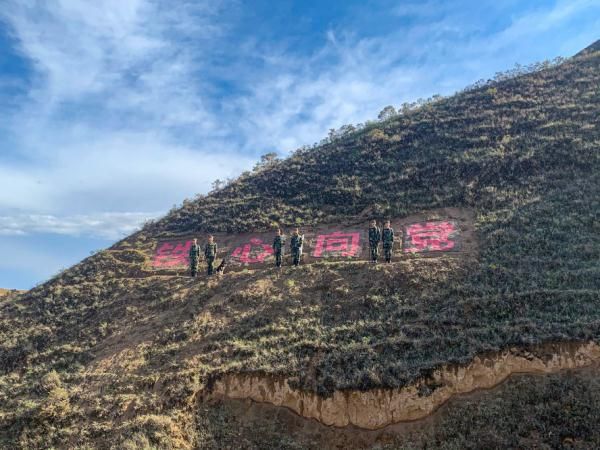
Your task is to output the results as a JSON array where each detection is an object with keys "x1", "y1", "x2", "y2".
[
  {"x1": 231, "y1": 238, "x2": 274, "y2": 264},
  {"x1": 403, "y1": 221, "x2": 457, "y2": 253},
  {"x1": 312, "y1": 231, "x2": 361, "y2": 258},
  {"x1": 153, "y1": 240, "x2": 192, "y2": 267}
]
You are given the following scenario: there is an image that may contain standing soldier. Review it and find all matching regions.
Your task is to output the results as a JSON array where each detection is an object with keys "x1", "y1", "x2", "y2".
[
  {"x1": 204, "y1": 235, "x2": 218, "y2": 276},
  {"x1": 273, "y1": 229, "x2": 285, "y2": 268},
  {"x1": 382, "y1": 220, "x2": 394, "y2": 263},
  {"x1": 189, "y1": 238, "x2": 200, "y2": 277},
  {"x1": 290, "y1": 228, "x2": 304, "y2": 267},
  {"x1": 368, "y1": 220, "x2": 381, "y2": 263}
]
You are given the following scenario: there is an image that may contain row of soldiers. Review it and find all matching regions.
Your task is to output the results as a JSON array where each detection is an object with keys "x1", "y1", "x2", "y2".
[{"x1": 188, "y1": 220, "x2": 394, "y2": 277}]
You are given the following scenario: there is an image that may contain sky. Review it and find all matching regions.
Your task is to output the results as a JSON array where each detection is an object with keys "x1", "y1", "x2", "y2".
[{"x1": 0, "y1": 0, "x2": 599, "y2": 289}]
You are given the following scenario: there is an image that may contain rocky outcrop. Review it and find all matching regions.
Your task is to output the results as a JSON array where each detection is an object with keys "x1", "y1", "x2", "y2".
[{"x1": 209, "y1": 341, "x2": 600, "y2": 429}]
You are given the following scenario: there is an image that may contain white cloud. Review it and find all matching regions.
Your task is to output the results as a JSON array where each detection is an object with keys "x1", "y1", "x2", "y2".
[
  {"x1": 0, "y1": 211, "x2": 160, "y2": 239},
  {"x1": 0, "y1": 0, "x2": 251, "y2": 218},
  {"x1": 227, "y1": 0, "x2": 600, "y2": 156},
  {"x1": 479, "y1": 0, "x2": 599, "y2": 56},
  {"x1": 0, "y1": 128, "x2": 254, "y2": 215},
  {"x1": 2, "y1": 1, "x2": 213, "y2": 109},
  {"x1": 1, "y1": 0, "x2": 227, "y2": 140}
]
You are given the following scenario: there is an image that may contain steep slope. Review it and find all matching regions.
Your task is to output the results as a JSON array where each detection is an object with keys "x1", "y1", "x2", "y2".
[{"x1": 0, "y1": 40, "x2": 599, "y2": 449}]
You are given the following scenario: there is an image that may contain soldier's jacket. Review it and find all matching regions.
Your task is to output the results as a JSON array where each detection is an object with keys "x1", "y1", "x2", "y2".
[
  {"x1": 382, "y1": 228, "x2": 394, "y2": 246},
  {"x1": 204, "y1": 242, "x2": 217, "y2": 258},
  {"x1": 189, "y1": 243, "x2": 201, "y2": 261},
  {"x1": 368, "y1": 226, "x2": 381, "y2": 246},
  {"x1": 273, "y1": 235, "x2": 285, "y2": 252},
  {"x1": 290, "y1": 234, "x2": 304, "y2": 252}
]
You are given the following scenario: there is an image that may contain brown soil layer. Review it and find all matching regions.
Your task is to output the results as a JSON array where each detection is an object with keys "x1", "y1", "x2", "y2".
[
  {"x1": 207, "y1": 341, "x2": 600, "y2": 430},
  {"x1": 207, "y1": 362, "x2": 600, "y2": 449}
]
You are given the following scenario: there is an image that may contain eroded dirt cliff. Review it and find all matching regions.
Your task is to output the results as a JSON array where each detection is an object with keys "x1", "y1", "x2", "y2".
[{"x1": 209, "y1": 341, "x2": 600, "y2": 429}]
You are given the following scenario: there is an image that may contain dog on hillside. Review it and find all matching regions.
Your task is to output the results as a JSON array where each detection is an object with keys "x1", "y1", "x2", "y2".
[{"x1": 215, "y1": 258, "x2": 227, "y2": 276}]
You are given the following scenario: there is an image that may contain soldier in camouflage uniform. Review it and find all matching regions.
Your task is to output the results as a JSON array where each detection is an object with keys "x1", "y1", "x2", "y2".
[
  {"x1": 382, "y1": 220, "x2": 394, "y2": 263},
  {"x1": 272, "y1": 229, "x2": 285, "y2": 268},
  {"x1": 368, "y1": 220, "x2": 381, "y2": 263},
  {"x1": 204, "y1": 235, "x2": 218, "y2": 276},
  {"x1": 290, "y1": 228, "x2": 304, "y2": 267},
  {"x1": 189, "y1": 238, "x2": 200, "y2": 277}
]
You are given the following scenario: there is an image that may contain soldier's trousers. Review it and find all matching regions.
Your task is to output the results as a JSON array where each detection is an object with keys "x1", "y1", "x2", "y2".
[
  {"x1": 370, "y1": 245, "x2": 379, "y2": 262},
  {"x1": 275, "y1": 251, "x2": 282, "y2": 267},
  {"x1": 292, "y1": 251, "x2": 301, "y2": 266},
  {"x1": 206, "y1": 256, "x2": 215, "y2": 275},
  {"x1": 190, "y1": 261, "x2": 198, "y2": 277},
  {"x1": 383, "y1": 245, "x2": 393, "y2": 263}
]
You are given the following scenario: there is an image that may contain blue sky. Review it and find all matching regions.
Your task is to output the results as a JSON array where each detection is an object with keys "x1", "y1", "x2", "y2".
[{"x1": 0, "y1": 0, "x2": 599, "y2": 289}]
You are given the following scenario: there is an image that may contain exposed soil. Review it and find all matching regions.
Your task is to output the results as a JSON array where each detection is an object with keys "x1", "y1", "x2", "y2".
[
  {"x1": 207, "y1": 361, "x2": 600, "y2": 449},
  {"x1": 206, "y1": 341, "x2": 600, "y2": 429}
]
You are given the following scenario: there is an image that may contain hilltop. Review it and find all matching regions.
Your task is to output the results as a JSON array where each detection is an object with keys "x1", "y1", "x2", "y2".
[
  {"x1": 0, "y1": 40, "x2": 599, "y2": 449},
  {"x1": 0, "y1": 289, "x2": 25, "y2": 298}
]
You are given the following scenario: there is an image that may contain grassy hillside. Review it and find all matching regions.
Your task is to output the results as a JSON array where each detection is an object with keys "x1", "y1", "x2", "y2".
[{"x1": 0, "y1": 41, "x2": 599, "y2": 449}]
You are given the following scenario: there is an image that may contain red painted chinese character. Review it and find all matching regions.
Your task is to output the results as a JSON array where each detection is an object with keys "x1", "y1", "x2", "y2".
[
  {"x1": 231, "y1": 238, "x2": 274, "y2": 264},
  {"x1": 403, "y1": 221, "x2": 457, "y2": 253},
  {"x1": 312, "y1": 231, "x2": 361, "y2": 258},
  {"x1": 153, "y1": 240, "x2": 192, "y2": 267}
]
